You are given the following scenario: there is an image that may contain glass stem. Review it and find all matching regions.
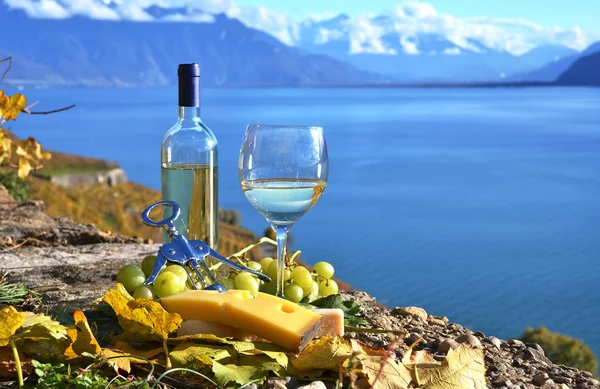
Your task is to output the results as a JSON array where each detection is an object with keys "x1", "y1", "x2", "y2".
[{"x1": 273, "y1": 224, "x2": 291, "y2": 298}]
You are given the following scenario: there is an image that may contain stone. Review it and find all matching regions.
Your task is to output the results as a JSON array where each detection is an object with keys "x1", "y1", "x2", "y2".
[
  {"x1": 296, "y1": 382, "x2": 326, "y2": 389},
  {"x1": 406, "y1": 332, "x2": 426, "y2": 346},
  {"x1": 427, "y1": 316, "x2": 447, "y2": 326},
  {"x1": 558, "y1": 385, "x2": 569, "y2": 389},
  {"x1": 456, "y1": 333, "x2": 483, "y2": 349},
  {"x1": 438, "y1": 338, "x2": 460, "y2": 353},
  {"x1": 262, "y1": 377, "x2": 298, "y2": 389},
  {"x1": 488, "y1": 336, "x2": 503, "y2": 349},
  {"x1": 552, "y1": 377, "x2": 572, "y2": 385},
  {"x1": 509, "y1": 339, "x2": 524, "y2": 347},
  {"x1": 392, "y1": 306, "x2": 428, "y2": 321},
  {"x1": 533, "y1": 372, "x2": 549, "y2": 386}
]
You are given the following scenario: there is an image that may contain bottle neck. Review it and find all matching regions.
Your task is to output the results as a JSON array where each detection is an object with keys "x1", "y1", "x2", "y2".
[{"x1": 178, "y1": 106, "x2": 201, "y2": 123}]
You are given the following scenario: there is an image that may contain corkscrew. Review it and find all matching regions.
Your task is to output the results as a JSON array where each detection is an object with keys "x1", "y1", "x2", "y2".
[{"x1": 140, "y1": 201, "x2": 271, "y2": 292}]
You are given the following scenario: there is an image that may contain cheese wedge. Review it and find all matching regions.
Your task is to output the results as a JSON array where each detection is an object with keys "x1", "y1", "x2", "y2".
[
  {"x1": 312, "y1": 308, "x2": 345, "y2": 338},
  {"x1": 177, "y1": 319, "x2": 257, "y2": 340},
  {"x1": 160, "y1": 290, "x2": 322, "y2": 352}
]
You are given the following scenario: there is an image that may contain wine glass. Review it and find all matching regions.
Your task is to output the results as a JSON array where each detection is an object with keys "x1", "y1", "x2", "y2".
[{"x1": 239, "y1": 125, "x2": 329, "y2": 298}]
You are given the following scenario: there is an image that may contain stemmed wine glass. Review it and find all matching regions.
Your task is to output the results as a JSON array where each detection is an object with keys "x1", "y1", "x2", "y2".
[{"x1": 239, "y1": 125, "x2": 329, "y2": 298}]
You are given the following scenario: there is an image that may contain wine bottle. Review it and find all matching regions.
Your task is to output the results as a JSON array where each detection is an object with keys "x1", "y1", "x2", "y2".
[{"x1": 161, "y1": 64, "x2": 218, "y2": 248}]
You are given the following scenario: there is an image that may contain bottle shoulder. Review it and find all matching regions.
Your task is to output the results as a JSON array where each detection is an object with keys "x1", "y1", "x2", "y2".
[{"x1": 162, "y1": 120, "x2": 218, "y2": 149}]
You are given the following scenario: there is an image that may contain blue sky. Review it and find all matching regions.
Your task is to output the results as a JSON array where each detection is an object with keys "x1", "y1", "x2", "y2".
[{"x1": 235, "y1": 0, "x2": 599, "y2": 31}]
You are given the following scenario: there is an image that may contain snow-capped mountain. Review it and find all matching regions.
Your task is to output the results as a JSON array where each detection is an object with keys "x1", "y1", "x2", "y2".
[{"x1": 1, "y1": 0, "x2": 599, "y2": 84}]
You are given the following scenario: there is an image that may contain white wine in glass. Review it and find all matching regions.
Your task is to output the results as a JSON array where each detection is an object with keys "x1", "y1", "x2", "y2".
[{"x1": 239, "y1": 125, "x2": 329, "y2": 298}]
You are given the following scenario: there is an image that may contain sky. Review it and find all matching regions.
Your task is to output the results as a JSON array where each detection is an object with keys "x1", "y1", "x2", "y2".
[{"x1": 235, "y1": 0, "x2": 600, "y2": 31}]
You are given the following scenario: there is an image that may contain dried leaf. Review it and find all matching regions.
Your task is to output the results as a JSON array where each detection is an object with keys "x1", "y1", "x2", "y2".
[
  {"x1": 0, "y1": 93, "x2": 27, "y2": 121},
  {"x1": 17, "y1": 157, "x2": 31, "y2": 179},
  {"x1": 112, "y1": 340, "x2": 164, "y2": 360},
  {"x1": 100, "y1": 349, "x2": 132, "y2": 374},
  {"x1": 64, "y1": 310, "x2": 102, "y2": 359},
  {"x1": 0, "y1": 306, "x2": 25, "y2": 346},
  {"x1": 15, "y1": 320, "x2": 70, "y2": 359},
  {"x1": 290, "y1": 336, "x2": 353, "y2": 371},
  {"x1": 411, "y1": 345, "x2": 486, "y2": 389},
  {"x1": 359, "y1": 355, "x2": 412, "y2": 389},
  {"x1": 102, "y1": 283, "x2": 182, "y2": 341},
  {"x1": 170, "y1": 342, "x2": 235, "y2": 370},
  {"x1": 212, "y1": 360, "x2": 270, "y2": 387}
]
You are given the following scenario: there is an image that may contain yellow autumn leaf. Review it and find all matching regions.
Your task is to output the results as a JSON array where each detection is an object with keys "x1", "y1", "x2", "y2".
[
  {"x1": 112, "y1": 340, "x2": 164, "y2": 360},
  {"x1": 15, "y1": 313, "x2": 71, "y2": 359},
  {"x1": 17, "y1": 158, "x2": 31, "y2": 179},
  {"x1": 64, "y1": 310, "x2": 102, "y2": 359},
  {"x1": 42, "y1": 151, "x2": 52, "y2": 160},
  {"x1": 100, "y1": 349, "x2": 132, "y2": 374},
  {"x1": 102, "y1": 283, "x2": 182, "y2": 341},
  {"x1": 358, "y1": 355, "x2": 412, "y2": 389},
  {"x1": 0, "y1": 307, "x2": 25, "y2": 347},
  {"x1": 170, "y1": 342, "x2": 235, "y2": 370},
  {"x1": 290, "y1": 336, "x2": 353, "y2": 371},
  {"x1": 0, "y1": 93, "x2": 27, "y2": 121},
  {"x1": 411, "y1": 345, "x2": 486, "y2": 389}
]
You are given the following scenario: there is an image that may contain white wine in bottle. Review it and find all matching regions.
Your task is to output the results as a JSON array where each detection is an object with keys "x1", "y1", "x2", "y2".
[{"x1": 160, "y1": 64, "x2": 219, "y2": 248}]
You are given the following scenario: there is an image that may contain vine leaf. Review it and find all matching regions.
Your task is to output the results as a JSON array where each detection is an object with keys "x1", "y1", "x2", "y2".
[
  {"x1": 102, "y1": 283, "x2": 182, "y2": 341},
  {"x1": 0, "y1": 306, "x2": 25, "y2": 346}
]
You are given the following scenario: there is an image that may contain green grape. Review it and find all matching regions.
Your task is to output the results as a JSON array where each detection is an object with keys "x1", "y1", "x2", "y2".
[
  {"x1": 318, "y1": 279, "x2": 339, "y2": 297},
  {"x1": 291, "y1": 266, "x2": 312, "y2": 288},
  {"x1": 284, "y1": 283, "x2": 304, "y2": 303},
  {"x1": 283, "y1": 268, "x2": 292, "y2": 281},
  {"x1": 234, "y1": 272, "x2": 259, "y2": 296},
  {"x1": 302, "y1": 280, "x2": 319, "y2": 298},
  {"x1": 314, "y1": 261, "x2": 335, "y2": 279},
  {"x1": 153, "y1": 271, "x2": 186, "y2": 298},
  {"x1": 246, "y1": 261, "x2": 262, "y2": 272},
  {"x1": 262, "y1": 281, "x2": 277, "y2": 295},
  {"x1": 266, "y1": 261, "x2": 279, "y2": 280},
  {"x1": 141, "y1": 255, "x2": 157, "y2": 278},
  {"x1": 163, "y1": 264, "x2": 189, "y2": 282},
  {"x1": 133, "y1": 285, "x2": 155, "y2": 299},
  {"x1": 117, "y1": 264, "x2": 146, "y2": 294},
  {"x1": 259, "y1": 257, "x2": 274, "y2": 272},
  {"x1": 220, "y1": 277, "x2": 235, "y2": 290}
]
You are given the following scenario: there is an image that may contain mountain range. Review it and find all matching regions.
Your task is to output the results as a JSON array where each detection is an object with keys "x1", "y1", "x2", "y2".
[{"x1": 0, "y1": 0, "x2": 598, "y2": 87}]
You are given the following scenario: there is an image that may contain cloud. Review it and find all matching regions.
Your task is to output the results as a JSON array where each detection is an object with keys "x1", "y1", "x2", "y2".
[{"x1": 3, "y1": 0, "x2": 600, "y2": 55}]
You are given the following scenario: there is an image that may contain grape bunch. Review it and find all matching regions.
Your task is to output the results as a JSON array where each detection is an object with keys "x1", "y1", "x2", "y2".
[
  {"x1": 219, "y1": 257, "x2": 339, "y2": 303},
  {"x1": 116, "y1": 253, "x2": 339, "y2": 304},
  {"x1": 116, "y1": 255, "x2": 196, "y2": 300}
]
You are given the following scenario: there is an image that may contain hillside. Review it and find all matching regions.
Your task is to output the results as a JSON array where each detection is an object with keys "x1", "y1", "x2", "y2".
[
  {"x1": 557, "y1": 51, "x2": 600, "y2": 86},
  {"x1": 0, "y1": 4, "x2": 383, "y2": 87}
]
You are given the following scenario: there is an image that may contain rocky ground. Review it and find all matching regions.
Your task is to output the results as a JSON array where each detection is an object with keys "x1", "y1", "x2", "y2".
[{"x1": 1, "y1": 194, "x2": 599, "y2": 389}]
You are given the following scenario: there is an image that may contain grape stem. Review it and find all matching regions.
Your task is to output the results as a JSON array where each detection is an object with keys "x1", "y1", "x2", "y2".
[
  {"x1": 10, "y1": 338, "x2": 23, "y2": 388},
  {"x1": 163, "y1": 338, "x2": 172, "y2": 369}
]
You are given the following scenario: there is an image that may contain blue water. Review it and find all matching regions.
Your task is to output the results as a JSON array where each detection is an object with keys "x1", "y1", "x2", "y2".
[{"x1": 11, "y1": 87, "x2": 600, "y2": 354}]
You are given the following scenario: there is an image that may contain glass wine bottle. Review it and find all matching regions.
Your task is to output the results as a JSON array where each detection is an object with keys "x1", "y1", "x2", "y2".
[{"x1": 161, "y1": 64, "x2": 218, "y2": 248}]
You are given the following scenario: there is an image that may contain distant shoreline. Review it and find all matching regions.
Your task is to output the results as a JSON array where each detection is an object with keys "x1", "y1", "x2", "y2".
[{"x1": 4, "y1": 81, "x2": 600, "y2": 90}]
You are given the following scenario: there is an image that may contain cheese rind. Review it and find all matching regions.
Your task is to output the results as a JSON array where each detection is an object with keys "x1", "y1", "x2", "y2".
[
  {"x1": 313, "y1": 308, "x2": 345, "y2": 338},
  {"x1": 177, "y1": 319, "x2": 256, "y2": 340},
  {"x1": 160, "y1": 290, "x2": 322, "y2": 352}
]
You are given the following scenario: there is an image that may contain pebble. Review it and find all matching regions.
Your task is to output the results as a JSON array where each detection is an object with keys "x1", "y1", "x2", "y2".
[
  {"x1": 558, "y1": 385, "x2": 569, "y2": 389},
  {"x1": 296, "y1": 382, "x2": 327, "y2": 389},
  {"x1": 393, "y1": 306, "x2": 428, "y2": 321},
  {"x1": 406, "y1": 332, "x2": 427, "y2": 346},
  {"x1": 438, "y1": 338, "x2": 459, "y2": 353},
  {"x1": 508, "y1": 339, "x2": 524, "y2": 347},
  {"x1": 427, "y1": 316, "x2": 447, "y2": 327},
  {"x1": 533, "y1": 372, "x2": 549, "y2": 386},
  {"x1": 488, "y1": 336, "x2": 503, "y2": 349},
  {"x1": 455, "y1": 333, "x2": 483, "y2": 349}
]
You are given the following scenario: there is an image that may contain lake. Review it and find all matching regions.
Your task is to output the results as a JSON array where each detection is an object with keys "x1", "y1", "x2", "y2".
[{"x1": 11, "y1": 86, "x2": 600, "y2": 355}]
